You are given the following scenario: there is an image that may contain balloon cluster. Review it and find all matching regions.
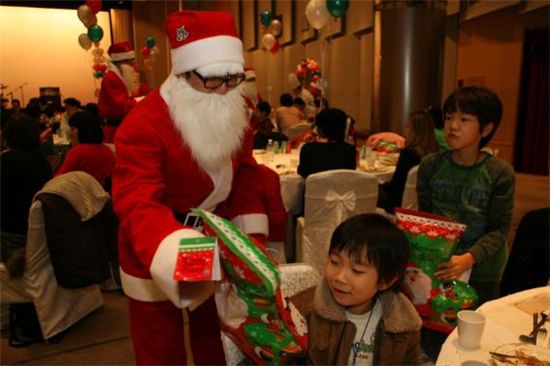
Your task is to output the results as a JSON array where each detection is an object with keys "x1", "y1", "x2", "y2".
[
  {"x1": 295, "y1": 58, "x2": 322, "y2": 96},
  {"x1": 259, "y1": 10, "x2": 282, "y2": 54},
  {"x1": 76, "y1": 0, "x2": 107, "y2": 79},
  {"x1": 305, "y1": 0, "x2": 349, "y2": 30},
  {"x1": 141, "y1": 37, "x2": 159, "y2": 70}
]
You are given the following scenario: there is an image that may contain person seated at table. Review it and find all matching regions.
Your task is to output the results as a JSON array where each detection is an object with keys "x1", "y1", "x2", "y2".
[
  {"x1": 417, "y1": 86, "x2": 515, "y2": 305},
  {"x1": 377, "y1": 110, "x2": 439, "y2": 213},
  {"x1": 290, "y1": 213, "x2": 422, "y2": 365},
  {"x1": 297, "y1": 108, "x2": 356, "y2": 178},
  {"x1": 1, "y1": 113, "x2": 53, "y2": 278},
  {"x1": 253, "y1": 101, "x2": 288, "y2": 149},
  {"x1": 275, "y1": 92, "x2": 304, "y2": 137},
  {"x1": 55, "y1": 111, "x2": 115, "y2": 189}
]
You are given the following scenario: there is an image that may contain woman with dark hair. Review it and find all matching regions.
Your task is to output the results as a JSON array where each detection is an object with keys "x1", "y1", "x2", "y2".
[
  {"x1": 1, "y1": 113, "x2": 53, "y2": 275},
  {"x1": 55, "y1": 111, "x2": 115, "y2": 187},
  {"x1": 297, "y1": 108, "x2": 356, "y2": 178},
  {"x1": 377, "y1": 110, "x2": 439, "y2": 213}
]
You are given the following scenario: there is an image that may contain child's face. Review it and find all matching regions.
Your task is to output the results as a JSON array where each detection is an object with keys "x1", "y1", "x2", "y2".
[
  {"x1": 325, "y1": 250, "x2": 392, "y2": 315},
  {"x1": 444, "y1": 111, "x2": 493, "y2": 152}
]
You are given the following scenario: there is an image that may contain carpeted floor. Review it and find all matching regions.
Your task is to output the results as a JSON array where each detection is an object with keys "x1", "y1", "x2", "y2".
[{"x1": 0, "y1": 291, "x2": 134, "y2": 365}]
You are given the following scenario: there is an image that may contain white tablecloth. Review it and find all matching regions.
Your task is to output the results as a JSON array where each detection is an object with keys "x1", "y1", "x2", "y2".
[
  {"x1": 436, "y1": 286, "x2": 550, "y2": 366},
  {"x1": 253, "y1": 150, "x2": 396, "y2": 214}
]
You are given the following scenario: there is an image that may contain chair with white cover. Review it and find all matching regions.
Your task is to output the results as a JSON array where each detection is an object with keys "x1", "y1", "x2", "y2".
[
  {"x1": 295, "y1": 170, "x2": 379, "y2": 275},
  {"x1": 401, "y1": 165, "x2": 419, "y2": 211},
  {"x1": 0, "y1": 172, "x2": 105, "y2": 341},
  {"x1": 220, "y1": 263, "x2": 319, "y2": 365}
]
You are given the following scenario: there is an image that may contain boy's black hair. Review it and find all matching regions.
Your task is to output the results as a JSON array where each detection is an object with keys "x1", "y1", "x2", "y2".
[
  {"x1": 279, "y1": 93, "x2": 294, "y2": 107},
  {"x1": 442, "y1": 86, "x2": 502, "y2": 148},
  {"x1": 69, "y1": 111, "x2": 104, "y2": 144},
  {"x1": 315, "y1": 108, "x2": 347, "y2": 142},
  {"x1": 256, "y1": 101, "x2": 271, "y2": 115},
  {"x1": 329, "y1": 213, "x2": 410, "y2": 292},
  {"x1": 427, "y1": 106, "x2": 444, "y2": 129}
]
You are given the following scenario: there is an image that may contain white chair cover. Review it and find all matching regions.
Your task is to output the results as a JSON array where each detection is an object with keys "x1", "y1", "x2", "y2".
[
  {"x1": 0, "y1": 199, "x2": 104, "y2": 340},
  {"x1": 221, "y1": 263, "x2": 319, "y2": 365},
  {"x1": 296, "y1": 170, "x2": 379, "y2": 274},
  {"x1": 401, "y1": 165, "x2": 419, "y2": 210}
]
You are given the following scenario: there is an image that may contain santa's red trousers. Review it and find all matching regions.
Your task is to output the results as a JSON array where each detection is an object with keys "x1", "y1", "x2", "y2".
[{"x1": 128, "y1": 296, "x2": 225, "y2": 365}]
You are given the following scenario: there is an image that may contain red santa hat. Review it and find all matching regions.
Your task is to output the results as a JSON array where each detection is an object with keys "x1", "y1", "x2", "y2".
[
  {"x1": 165, "y1": 10, "x2": 244, "y2": 77},
  {"x1": 244, "y1": 67, "x2": 256, "y2": 81},
  {"x1": 107, "y1": 41, "x2": 135, "y2": 62}
]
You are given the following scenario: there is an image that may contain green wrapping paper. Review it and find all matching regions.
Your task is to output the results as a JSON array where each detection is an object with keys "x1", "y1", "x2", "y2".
[{"x1": 395, "y1": 208, "x2": 479, "y2": 333}]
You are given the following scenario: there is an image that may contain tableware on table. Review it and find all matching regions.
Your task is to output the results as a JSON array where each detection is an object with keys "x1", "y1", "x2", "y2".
[
  {"x1": 458, "y1": 310, "x2": 486, "y2": 350},
  {"x1": 490, "y1": 343, "x2": 550, "y2": 365},
  {"x1": 520, "y1": 311, "x2": 548, "y2": 344},
  {"x1": 537, "y1": 325, "x2": 548, "y2": 348}
]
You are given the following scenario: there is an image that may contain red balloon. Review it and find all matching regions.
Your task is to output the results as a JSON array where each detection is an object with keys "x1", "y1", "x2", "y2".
[
  {"x1": 93, "y1": 63, "x2": 108, "y2": 72},
  {"x1": 270, "y1": 39, "x2": 280, "y2": 54},
  {"x1": 86, "y1": 0, "x2": 102, "y2": 14},
  {"x1": 141, "y1": 46, "x2": 151, "y2": 58}
]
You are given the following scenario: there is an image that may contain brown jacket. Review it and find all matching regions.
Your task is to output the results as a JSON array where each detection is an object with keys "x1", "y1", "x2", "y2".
[{"x1": 291, "y1": 279, "x2": 422, "y2": 365}]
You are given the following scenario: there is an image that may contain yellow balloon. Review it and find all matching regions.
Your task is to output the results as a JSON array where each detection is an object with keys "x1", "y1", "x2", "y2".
[
  {"x1": 269, "y1": 19, "x2": 282, "y2": 38},
  {"x1": 77, "y1": 5, "x2": 94, "y2": 28},
  {"x1": 78, "y1": 33, "x2": 92, "y2": 51}
]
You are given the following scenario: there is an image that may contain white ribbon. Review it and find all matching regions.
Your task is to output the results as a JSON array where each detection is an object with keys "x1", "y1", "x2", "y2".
[{"x1": 324, "y1": 190, "x2": 356, "y2": 224}]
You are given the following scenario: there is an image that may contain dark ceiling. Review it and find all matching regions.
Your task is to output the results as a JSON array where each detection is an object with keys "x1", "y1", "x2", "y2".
[{"x1": 1, "y1": 1, "x2": 133, "y2": 11}]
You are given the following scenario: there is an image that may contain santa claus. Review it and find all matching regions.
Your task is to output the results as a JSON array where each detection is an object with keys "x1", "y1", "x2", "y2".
[
  {"x1": 98, "y1": 41, "x2": 144, "y2": 143},
  {"x1": 112, "y1": 10, "x2": 284, "y2": 365}
]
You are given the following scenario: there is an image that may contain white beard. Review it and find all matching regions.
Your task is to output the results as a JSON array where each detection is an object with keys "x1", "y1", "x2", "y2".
[
  {"x1": 120, "y1": 63, "x2": 138, "y2": 94},
  {"x1": 167, "y1": 77, "x2": 248, "y2": 172}
]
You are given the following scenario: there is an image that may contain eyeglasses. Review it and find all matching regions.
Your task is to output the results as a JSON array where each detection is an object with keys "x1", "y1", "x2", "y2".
[{"x1": 192, "y1": 71, "x2": 246, "y2": 90}]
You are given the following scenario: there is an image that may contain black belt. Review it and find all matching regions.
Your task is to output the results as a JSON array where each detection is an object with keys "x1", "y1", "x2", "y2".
[{"x1": 173, "y1": 211, "x2": 203, "y2": 230}]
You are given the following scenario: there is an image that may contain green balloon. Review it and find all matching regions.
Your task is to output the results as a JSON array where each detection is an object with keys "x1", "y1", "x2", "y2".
[
  {"x1": 326, "y1": 0, "x2": 349, "y2": 18},
  {"x1": 260, "y1": 10, "x2": 272, "y2": 27},
  {"x1": 87, "y1": 24, "x2": 104, "y2": 43},
  {"x1": 146, "y1": 36, "x2": 155, "y2": 49}
]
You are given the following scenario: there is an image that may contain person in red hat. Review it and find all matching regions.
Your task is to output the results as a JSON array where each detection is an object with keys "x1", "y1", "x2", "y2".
[
  {"x1": 98, "y1": 41, "x2": 143, "y2": 143},
  {"x1": 111, "y1": 10, "x2": 286, "y2": 365}
]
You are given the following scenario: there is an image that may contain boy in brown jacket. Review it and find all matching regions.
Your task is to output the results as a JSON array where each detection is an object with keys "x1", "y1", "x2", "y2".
[{"x1": 292, "y1": 214, "x2": 422, "y2": 365}]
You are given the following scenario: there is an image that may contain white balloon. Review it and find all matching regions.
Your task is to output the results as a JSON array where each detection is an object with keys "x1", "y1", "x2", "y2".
[
  {"x1": 261, "y1": 33, "x2": 276, "y2": 50},
  {"x1": 305, "y1": 0, "x2": 329, "y2": 30}
]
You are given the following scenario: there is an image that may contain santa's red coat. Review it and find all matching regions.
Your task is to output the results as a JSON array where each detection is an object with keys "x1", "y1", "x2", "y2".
[
  {"x1": 98, "y1": 67, "x2": 136, "y2": 122},
  {"x1": 113, "y1": 87, "x2": 270, "y2": 302}
]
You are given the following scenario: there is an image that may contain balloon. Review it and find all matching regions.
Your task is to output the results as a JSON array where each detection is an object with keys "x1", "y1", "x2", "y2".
[
  {"x1": 269, "y1": 19, "x2": 283, "y2": 38},
  {"x1": 261, "y1": 33, "x2": 276, "y2": 50},
  {"x1": 86, "y1": 0, "x2": 102, "y2": 14},
  {"x1": 77, "y1": 5, "x2": 94, "y2": 28},
  {"x1": 92, "y1": 48, "x2": 104, "y2": 56},
  {"x1": 326, "y1": 0, "x2": 349, "y2": 18},
  {"x1": 93, "y1": 71, "x2": 104, "y2": 79},
  {"x1": 260, "y1": 10, "x2": 272, "y2": 27},
  {"x1": 145, "y1": 36, "x2": 156, "y2": 49},
  {"x1": 93, "y1": 63, "x2": 106, "y2": 72},
  {"x1": 141, "y1": 46, "x2": 151, "y2": 58},
  {"x1": 270, "y1": 39, "x2": 280, "y2": 54},
  {"x1": 78, "y1": 33, "x2": 92, "y2": 50},
  {"x1": 87, "y1": 24, "x2": 104, "y2": 43},
  {"x1": 305, "y1": 0, "x2": 330, "y2": 30},
  {"x1": 93, "y1": 55, "x2": 105, "y2": 64}
]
